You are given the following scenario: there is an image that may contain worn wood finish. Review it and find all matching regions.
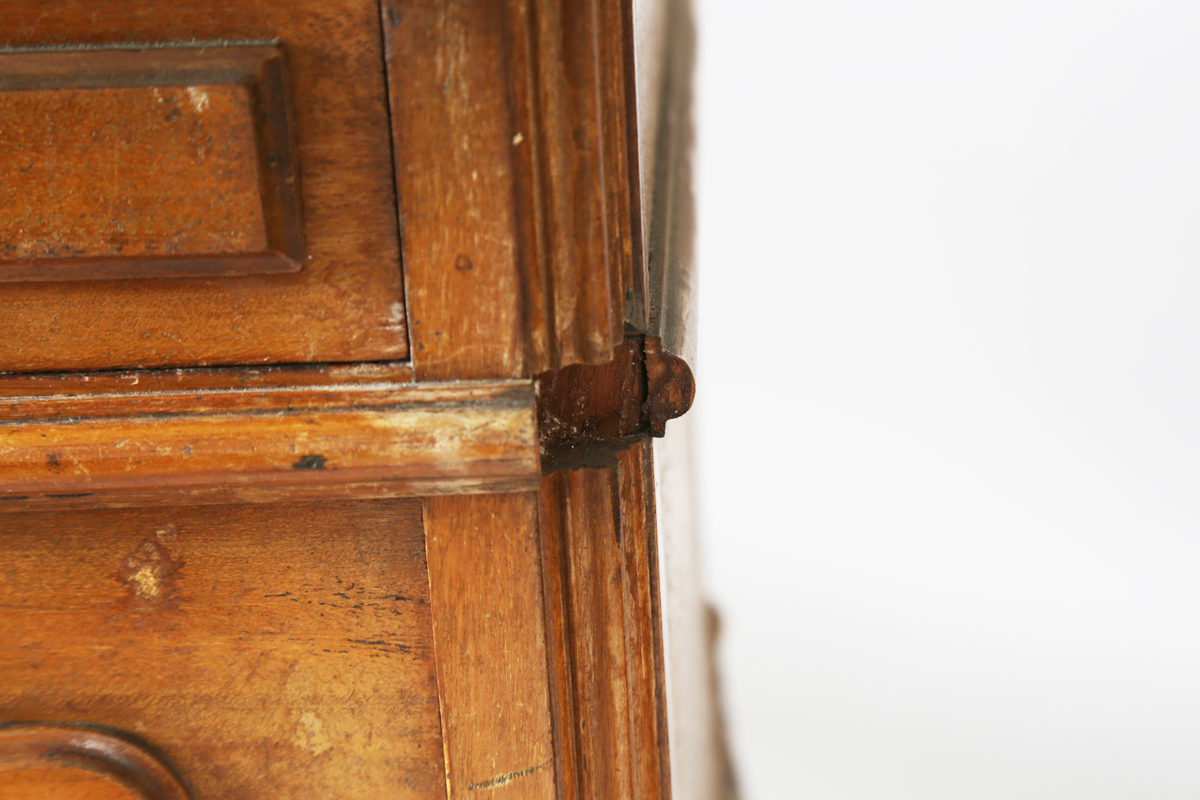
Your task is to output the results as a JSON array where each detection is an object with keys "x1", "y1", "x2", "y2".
[
  {"x1": 0, "y1": 46, "x2": 302, "y2": 283},
  {"x1": 423, "y1": 494, "x2": 557, "y2": 799},
  {"x1": 615, "y1": 441, "x2": 673, "y2": 800},
  {"x1": 384, "y1": 0, "x2": 641, "y2": 380},
  {"x1": 0, "y1": 500, "x2": 446, "y2": 799},
  {"x1": 0, "y1": 362, "x2": 414, "y2": 398},
  {"x1": 0, "y1": 725, "x2": 191, "y2": 800},
  {"x1": 537, "y1": 441, "x2": 669, "y2": 800},
  {"x1": 0, "y1": 381, "x2": 538, "y2": 508},
  {"x1": 604, "y1": 0, "x2": 648, "y2": 331},
  {"x1": 527, "y1": 0, "x2": 643, "y2": 360},
  {"x1": 0, "y1": 0, "x2": 407, "y2": 371}
]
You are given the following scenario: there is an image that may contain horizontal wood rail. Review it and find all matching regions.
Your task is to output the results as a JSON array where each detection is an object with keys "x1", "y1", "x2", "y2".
[{"x1": 0, "y1": 376, "x2": 538, "y2": 510}]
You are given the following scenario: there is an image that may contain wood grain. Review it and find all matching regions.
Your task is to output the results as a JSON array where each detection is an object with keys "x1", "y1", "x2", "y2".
[
  {"x1": 0, "y1": 725, "x2": 191, "y2": 800},
  {"x1": 615, "y1": 441, "x2": 672, "y2": 800},
  {"x1": 0, "y1": 500, "x2": 445, "y2": 799},
  {"x1": 384, "y1": 0, "x2": 641, "y2": 380},
  {"x1": 423, "y1": 494, "x2": 557, "y2": 799},
  {"x1": 0, "y1": 0, "x2": 407, "y2": 371},
  {"x1": 536, "y1": 440, "x2": 669, "y2": 800},
  {"x1": 536, "y1": 335, "x2": 694, "y2": 466},
  {"x1": 0, "y1": 47, "x2": 302, "y2": 283},
  {"x1": 0, "y1": 767, "x2": 142, "y2": 800},
  {"x1": 0, "y1": 362, "x2": 414, "y2": 399},
  {"x1": 0, "y1": 380, "x2": 538, "y2": 508},
  {"x1": 537, "y1": 338, "x2": 645, "y2": 452}
]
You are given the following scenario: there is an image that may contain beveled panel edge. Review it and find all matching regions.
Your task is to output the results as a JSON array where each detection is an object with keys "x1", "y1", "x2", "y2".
[
  {"x1": 0, "y1": 723, "x2": 192, "y2": 800},
  {"x1": 0, "y1": 44, "x2": 303, "y2": 282}
]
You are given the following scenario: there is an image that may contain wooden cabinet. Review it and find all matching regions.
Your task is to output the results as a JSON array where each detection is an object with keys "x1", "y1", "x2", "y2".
[{"x1": 0, "y1": 1, "x2": 730, "y2": 798}]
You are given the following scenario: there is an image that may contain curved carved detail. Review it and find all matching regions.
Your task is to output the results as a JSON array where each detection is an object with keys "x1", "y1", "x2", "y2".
[
  {"x1": 0, "y1": 724, "x2": 192, "y2": 800},
  {"x1": 537, "y1": 335, "x2": 695, "y2": 469},
  {"x1": 643, "y1": 335, "x2": 695, "y2": 438}
]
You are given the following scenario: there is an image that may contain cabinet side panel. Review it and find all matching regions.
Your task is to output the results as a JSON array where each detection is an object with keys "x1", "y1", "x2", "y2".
[
  {"x1": 653, "y1": 415, "x2": 737, "y2": 800},
  {"x1": 423, "y1": 494, "x2": 557, "y2": 799}
]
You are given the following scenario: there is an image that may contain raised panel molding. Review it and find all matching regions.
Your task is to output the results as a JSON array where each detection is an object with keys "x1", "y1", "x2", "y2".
[{"x1": 0, "y1": 46, "x2": 302, "y2": 283}]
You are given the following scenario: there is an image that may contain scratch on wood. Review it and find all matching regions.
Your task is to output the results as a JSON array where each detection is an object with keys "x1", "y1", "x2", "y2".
[{"x1": 467, "y1": 760, "x2": 550, "y2": 791}]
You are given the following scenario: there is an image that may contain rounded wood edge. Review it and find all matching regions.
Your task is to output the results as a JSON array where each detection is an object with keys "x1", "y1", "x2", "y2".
[{"x1": 0, "y1": 724, "x2": 192, "y2": 800}]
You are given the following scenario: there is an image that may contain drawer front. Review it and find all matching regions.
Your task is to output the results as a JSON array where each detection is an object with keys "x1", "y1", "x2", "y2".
[
  {"x1": 0, "y1": 500, "x2": 444, "y2": 799},
  {"x1": 0, "y1": 0, "x2": 407, "y2": 371}
]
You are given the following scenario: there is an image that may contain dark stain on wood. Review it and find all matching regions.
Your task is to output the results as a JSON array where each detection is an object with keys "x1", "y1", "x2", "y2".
[{"x1": 292, "y1": 454, "x2": 327, "y2": 471}]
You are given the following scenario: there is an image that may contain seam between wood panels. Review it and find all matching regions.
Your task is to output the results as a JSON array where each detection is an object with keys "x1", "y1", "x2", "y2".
[
  {"x1": 420, "y1": 497, "x2": 455, "y2": 800},
  {"x1": 377, "y1": 0, "x2": 417, "y2": 366}
]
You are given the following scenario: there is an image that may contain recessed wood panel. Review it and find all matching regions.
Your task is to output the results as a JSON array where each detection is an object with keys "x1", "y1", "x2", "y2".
[
  {"x1": 0, "y1": 0, "x2": 408, "y2": 371},
  {"x1": 0, "y1": 47, "x2": 301, "y2": 283},
  {"x1": 0, "y1": 500, "x2": 445, "y2": 799}
]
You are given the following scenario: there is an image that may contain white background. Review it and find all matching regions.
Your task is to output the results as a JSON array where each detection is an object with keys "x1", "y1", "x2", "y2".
[{"x1": 692, "y1": 1, "x2": 1200, "y2": 798}]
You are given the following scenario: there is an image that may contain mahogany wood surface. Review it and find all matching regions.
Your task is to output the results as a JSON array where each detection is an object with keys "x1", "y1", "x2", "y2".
[
  {"x1": 424, "y1": 494, "x2": 557, "y2": 799},
  {"x1": 0, "y1": 725, "x2": 192, "y2": 800},
  {"x1": 0, "y1": 499, "x2": 445, "y2": 799},
  {"x1": 0, "y1": 0, "x2": 407, "y2": 372},
  {"x1": 0, "y1": 47, "x2": 302, "y2": 283}
]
